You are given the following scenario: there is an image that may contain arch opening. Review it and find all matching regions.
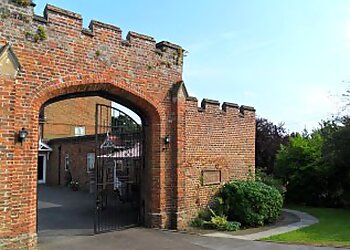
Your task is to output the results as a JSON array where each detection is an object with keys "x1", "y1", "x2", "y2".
[{"x1": 35, "y1": 83, "x2": 161, "y2": 241}]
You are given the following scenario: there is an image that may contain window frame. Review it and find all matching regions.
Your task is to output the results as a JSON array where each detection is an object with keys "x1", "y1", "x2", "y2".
[
  {"x1": 64, "y1": 154, "x2": 69, "y2": 172},
  {"x1": 86, "y1": 153, "x2": 95, "y2": 173},
  {"x1": 74, "y1": 126, "x2": 86, "y2": 136}
]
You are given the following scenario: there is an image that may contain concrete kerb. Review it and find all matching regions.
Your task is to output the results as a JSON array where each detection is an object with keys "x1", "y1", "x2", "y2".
[{"x1": 202, "y1": 209, "x2": 319, "y2": 240}]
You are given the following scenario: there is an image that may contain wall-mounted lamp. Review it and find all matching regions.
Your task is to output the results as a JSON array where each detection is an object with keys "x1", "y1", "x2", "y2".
[
  {"x1": 18, "y1": 128, "x2": 28, "y2": 144},
  {"x1": 164, "y1": 135, "x2": 170, "y2": 144}
]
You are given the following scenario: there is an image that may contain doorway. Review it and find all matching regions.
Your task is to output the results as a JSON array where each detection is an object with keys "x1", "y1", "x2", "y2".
[{"x1": 38, "y1": 154, "x2": 47, "y2": 184}]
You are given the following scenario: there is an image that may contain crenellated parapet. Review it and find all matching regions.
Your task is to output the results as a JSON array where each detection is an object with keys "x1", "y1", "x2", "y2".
[
  {"x1": 184, "y1": 94, "x2": 255, "y2": 118},
  {"x1": 0, "y1": 1, "x2": 185, "y2": 69}
]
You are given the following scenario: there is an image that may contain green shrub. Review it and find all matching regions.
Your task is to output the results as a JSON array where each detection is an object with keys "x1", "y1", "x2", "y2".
[
  {"x1": 197, "y1": 207, "x2": 211, "y2": 221},
  {"x1": 208, "y1": 212, "x2": 228, "y2": 230},
  {"x1": 218, "y1": 180, "x2": 283, "y2": 227},
  {"x1": 209, "y1": 197, "x2": 226, "y2": 216},
  {"x1": 35, "y1": 26, "x2": 47, "y2": 41},
  {"x1": 25, "y1": 26, "x2": 48, "y2": 43},
  {"x1": 190, "y1": 217, "x2": 205, "y2": 228},
  {"x1": 255, "y1": 169, "x2": 285, "y2": 196},
  {"x1": 190, "y1": 207, "x2": 241, "y2": 231},
  {"x1": 190, "y1": 208, "x2": 211, "y2": 227},
  {"x1": 207, "y1": 209, "x2": 241, "y2": 231},
  {"x1": 225, "y1": 221, "x2": 241, "y2": 231}
]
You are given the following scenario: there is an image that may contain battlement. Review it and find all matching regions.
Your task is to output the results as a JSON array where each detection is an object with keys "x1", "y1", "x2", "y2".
[
  {"x1": 185, "y1": 96, "x2": 255, "y2": 117},
  {"x1": 1, "y1": 1, "x2": 184, "y2": 65},
  {"x1": 44, "y1": 4, "x2": 82, "y2": 21}
]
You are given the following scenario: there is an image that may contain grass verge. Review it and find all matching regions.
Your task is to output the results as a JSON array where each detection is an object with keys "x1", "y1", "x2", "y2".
[{"x1": 263, "y1": 207, "x2": 350, "y2": 247}]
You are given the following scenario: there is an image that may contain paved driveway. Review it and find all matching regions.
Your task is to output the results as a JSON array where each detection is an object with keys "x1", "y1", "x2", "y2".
[
  {"x1": 38, "y1": 185, "x2": 95, "y2": 237},
  {"x1": 39, "y1": 228, "x2": 348, "y2": 250},
  {"x1": 38, "y1": 186, "x2": 347, "y2": 250}
]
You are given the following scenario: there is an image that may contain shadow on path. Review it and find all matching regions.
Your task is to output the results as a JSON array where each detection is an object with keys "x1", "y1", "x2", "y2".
[{"x1": 38, "y1": 185, "x2": 95, "y2": 239}]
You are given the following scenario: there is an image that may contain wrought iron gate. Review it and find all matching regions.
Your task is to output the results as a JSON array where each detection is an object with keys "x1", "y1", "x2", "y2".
[{"x1": 94, "y1": 104, "x2": 142, "y2": 233}]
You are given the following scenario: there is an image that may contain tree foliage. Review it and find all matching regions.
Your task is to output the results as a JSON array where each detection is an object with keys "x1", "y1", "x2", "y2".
[
  {"x1": 275, "y1": 117, "x2": 350, "y2": 207},
  {"x1": 275, "y1": 132, "x2": 327, "y2": 205},
  {"x1": 256, "y1": 118, "x2": 288, "y2": 174},
  {"x1": 111, "y1": 114, "x2": 139, "y2": 134},
  {"x1": 322, "y1": 118, "x2": 350, "y2": 207}
]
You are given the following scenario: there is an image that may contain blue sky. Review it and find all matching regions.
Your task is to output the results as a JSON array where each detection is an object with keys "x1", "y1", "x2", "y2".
[{"x1": 33, "y1": 0, "x2": 350, "y2": 132}]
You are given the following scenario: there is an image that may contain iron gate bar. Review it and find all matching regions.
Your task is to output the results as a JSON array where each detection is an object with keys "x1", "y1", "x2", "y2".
[{"x1": 94, "y1": 104, "x2": 143, "y2": 234}]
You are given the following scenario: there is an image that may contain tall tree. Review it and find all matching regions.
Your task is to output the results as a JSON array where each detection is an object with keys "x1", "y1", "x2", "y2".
[
  {"x1": 255, "y1": 118, "x2": 288, "y2": 174},
  {"x1": 322, "y1": 117, "x2": 350, "y2": 207}
]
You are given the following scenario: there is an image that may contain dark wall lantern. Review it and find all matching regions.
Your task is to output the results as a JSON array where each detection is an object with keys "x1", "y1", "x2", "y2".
[
  {"x1": 164, "y1": 135, "x2": 170, "y2": 144},
  {"x1": 18, "y1": 128, "x2": 28, "y2": 144}
]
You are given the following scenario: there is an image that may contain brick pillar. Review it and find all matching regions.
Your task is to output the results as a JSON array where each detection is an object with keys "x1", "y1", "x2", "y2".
[
  {"x1": 0, "y1": 77, "x2": 36, "y2": 249},
  {"x1": 0, "y1": 77, "x2": 37, "y2": 249},
  {"x1": 0, "y1": 77, "x2": 15, "y2": 248},
  {"x1": 170, "y1": 82, "x2": 187, "y2": 229},
  {"x1": 152, "y1": 100, "x2": 177, "y2": 228}
]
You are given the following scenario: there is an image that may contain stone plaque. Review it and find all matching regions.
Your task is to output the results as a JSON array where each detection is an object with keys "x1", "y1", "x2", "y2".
[
  {"x1": 202, "y1": 169, "x2": 221, "y2": 185},
  {"x1": 0, "y1": 43, "x2": 21, "y2": 78}
]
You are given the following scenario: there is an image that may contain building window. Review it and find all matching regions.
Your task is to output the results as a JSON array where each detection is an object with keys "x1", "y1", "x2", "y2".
[
  {"x1": 74, "y1": 126, "x2": 85, "y2": 136},
  {"x1": 87, "y1": 153, "x2": 95, "y2": 173},
  {"x1": 64, "y1": 154, "x2": 69, "y2": 171}
]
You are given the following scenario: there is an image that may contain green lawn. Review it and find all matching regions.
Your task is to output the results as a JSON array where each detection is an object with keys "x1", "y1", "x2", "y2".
[{"x1": 263, "y1": 207, "x2": 350, "y2": 247}]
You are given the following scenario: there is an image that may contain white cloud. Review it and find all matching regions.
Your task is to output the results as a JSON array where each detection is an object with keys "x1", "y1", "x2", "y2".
[
  {"x1": 279, "y1": 86, "x2": 340, "y2": 132},
  {"x1": 256, "y1": 85, "x2": 343, "y2": 132},
  {"x1": 305, "y1": 89, "x2": 332, "y2": 108}
]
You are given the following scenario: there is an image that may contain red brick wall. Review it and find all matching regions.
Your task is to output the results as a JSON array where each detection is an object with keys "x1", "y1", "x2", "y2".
[
  {"x1": 0, "y1": 1, "x2": 255, "y2": 249},
  {"x1": 46, "y1": 136, "x2": 96, "y2": 191},
  {"x1": 43, "y1": 97, "x2": 111, "y2": 139},
  {"x1": 179, "y1": 98, "x2": 255, "y2": 228},
  {"x1": 170, "y1": 83, "x2": 256, "y2": 229}
]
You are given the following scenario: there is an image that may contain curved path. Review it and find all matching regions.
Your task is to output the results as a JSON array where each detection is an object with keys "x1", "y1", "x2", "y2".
[{"x1": 203, "y1": 209, "x2": 319, "y2": 240}]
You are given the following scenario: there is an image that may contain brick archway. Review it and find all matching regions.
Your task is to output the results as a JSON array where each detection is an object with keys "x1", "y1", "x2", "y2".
[
  {"x1": 29, "y1": 74, "x2": 164, "y2": 227},
  {"x1": 0, "y1": 74, "x2": 168, "y2": 249},
  {"x1": 28, "y1": 73, "x2": 163, "y2": 117}
]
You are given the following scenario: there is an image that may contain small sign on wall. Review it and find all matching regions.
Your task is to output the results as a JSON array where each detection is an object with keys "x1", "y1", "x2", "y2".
[{"x1": 201, "y1": 169, "x2": 221, "y2": 185}]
